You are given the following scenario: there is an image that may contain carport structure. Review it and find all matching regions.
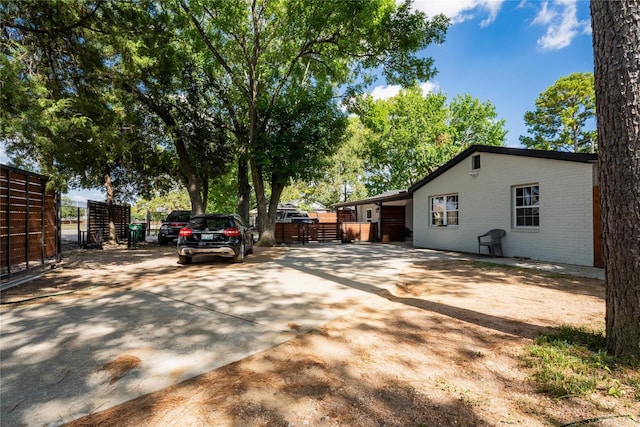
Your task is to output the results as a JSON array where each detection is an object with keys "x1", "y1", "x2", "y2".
[{"x1": 333, "y1": 190, "x2": 413, "y2": 242}]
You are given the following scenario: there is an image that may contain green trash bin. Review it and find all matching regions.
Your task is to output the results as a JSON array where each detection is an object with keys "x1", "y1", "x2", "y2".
[{"x1": 128, "y1": 223, "x2": 144, "y2": 243}]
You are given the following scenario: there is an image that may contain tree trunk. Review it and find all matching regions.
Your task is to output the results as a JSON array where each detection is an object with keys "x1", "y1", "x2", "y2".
[
  {"x1": 104, "y1": 169, "x2": 117, "y2": 243},
  {"x1": 250, "y1": 157, "x2": 274, "y2": 246},
  {"x1": 130, "y1": 87, "x2": 205, "y2": 215},
  {"x1": 264, "y1": 177, "x2": 285, "y2": 245},
  {"x1": 201, "y1": 176, "x2": 209, "y2": 212},
  {"x1": 173, "y1": 134, "x2": 205, "y2": 215},
  {"x1": 591, "y1": 0, "x2": 640, "y2": 359},
  {"x1": 237, "y1": 154, "x2": 250, "y2": 224}
]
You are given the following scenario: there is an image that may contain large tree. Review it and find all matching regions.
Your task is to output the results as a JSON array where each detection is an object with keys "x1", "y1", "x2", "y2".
[
  {"x1": 2, "y1": 0, "x2": 449, "y2": 245},
  {"x1": 1, "y1": 1, "x2": 235, "y2": 218},
  {"x1": 591, "y1": 0, "x2": 640, "y2": 359},
  {"x1": 281, "y1": 117, "x2": 370, "y2": 209},
  {"x1": 116, "y1": 3, "x2": 238, "y2": 215},
  {"x1": 353, "y1": 87, "x2": 506, "y2": 194},
  {"x1": 179, "y1": 0, "x2": 449, "y2": 245},
  {"x1": 358, "y1": 87, "x2": 449, "y2": 193},
  {"x1": 520, "y1": 72, "x2": 597, "y2": 153},
  {"x1": 1, "y1": 0, "x2": 175, "y2": 241}
]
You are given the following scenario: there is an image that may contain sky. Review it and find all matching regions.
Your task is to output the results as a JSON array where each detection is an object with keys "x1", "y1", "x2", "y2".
[
  {"x1": 2, "y1": 0, "x2": 595, "y2": 202},
  {"x1": 370, "y1": 0, "x2": 595, "y2": 148}
]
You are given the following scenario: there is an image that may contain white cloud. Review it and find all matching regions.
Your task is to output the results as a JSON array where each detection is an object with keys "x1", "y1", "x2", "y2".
[
  {"x1": 531, "y1": 1, "x2": 554, "y2": 25},
  {"x1": 412, "y1": 0, "x2": 590, "y2": 50},
  {"x1": 532, "y1": 0, "x2": 591, "y2": 51},
  {"x1": 371, "y1": 85, "x2": 401, "y2": 100},
  {"x1": 411, "y1": 0, "x2": 506, "y2": 26},
  {"x1": 419, "y1": 81, "x2": 440, "y2": 94},
  {"x1": 370, "y1": 82, "x2": 439, "y2": 100}
]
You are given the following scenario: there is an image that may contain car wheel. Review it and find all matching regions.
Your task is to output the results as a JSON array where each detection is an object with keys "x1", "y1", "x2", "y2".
[
  {"x1": 178, "y1": 255, "x2": 192, "y2": 265},
  {"x1": 234, "y1": 241, "x2": 245, "y2": 263}
]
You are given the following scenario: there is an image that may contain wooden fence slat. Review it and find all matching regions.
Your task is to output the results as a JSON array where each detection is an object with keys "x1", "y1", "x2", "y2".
[
  {"x1": 1, "y1": 164, "x2": 59, "y2": 278},
  {"x1": 86, "y1": 200, "x2": 130, "y2": 244},
  {"x1": 273, "y1": 222, "x2": 377, "y2": 244}
]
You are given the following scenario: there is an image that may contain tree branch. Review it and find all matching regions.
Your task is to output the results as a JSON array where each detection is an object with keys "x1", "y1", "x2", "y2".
[
  {"x1": 1, "y1": 2, "x2": 104, "y2": 36},
  {"x1": 180, "y1": 0, "x2": 249, "y2": 98}
]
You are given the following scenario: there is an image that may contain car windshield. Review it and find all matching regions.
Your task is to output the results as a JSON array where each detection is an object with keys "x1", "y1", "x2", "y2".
[
  {"x1": 290, "y1": 212, "x2": 309, "y2": 218},
  {"x1": 167, "y1": 212, "x2": 191, "y2": 222},
  {"x1": 188, "y1": 217, "x2": 233, "y2": 230}
]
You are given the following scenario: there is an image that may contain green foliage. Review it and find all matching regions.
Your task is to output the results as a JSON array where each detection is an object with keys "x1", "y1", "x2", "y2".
[
  {"x1": 1, "y1": 0, "x2": 176, "y2": 201},
  {"x1": 132, "y1": 189, "x2": 191, "y2": 220},
  {"x1": 352, "y1": 87, "x2": 506, "y2": 195},
  {"x1": 448, "y1": 94, "x2": 507, "y2": 147},
  {"x1": 2, "y1": 0, "x2": 450, "y2": 233},
  {"x1": 523, "y1": 325, "x2": 639, "y2": 399},
  {"x1": 311, "y1": 117, "x2": 370, "y2": 206},
  {"x1": 206, "y1": 169, "x2": 243, "y2": 214},
  {"x1": 60, "y1": 196, "x2": 83, "y2": 219},
  {"x1": 520, "y1": 72, "x2": 597, "y2": 153},
  {"x1": 178, "y1": 0, "x2": 449, "y2": 238},
  {"x1": 363, "y1": 88, "x2": 449, "y2": 193},
  {"x1": 133, "y1": 169, "x2": 243, "y2": 218},
  {"x1": 255, "y1": 83, "x2": 347, "y2": 187}
]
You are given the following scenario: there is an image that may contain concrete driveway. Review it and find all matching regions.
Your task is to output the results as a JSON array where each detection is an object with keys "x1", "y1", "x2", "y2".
[{"x1": 0, "y1": 243, "x2": 602, "y2": 426}]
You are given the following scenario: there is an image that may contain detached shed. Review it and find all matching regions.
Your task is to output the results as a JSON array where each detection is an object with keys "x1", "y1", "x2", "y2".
[{"x1": 409, "y1": 145, "x2": 601, "y2": 267}]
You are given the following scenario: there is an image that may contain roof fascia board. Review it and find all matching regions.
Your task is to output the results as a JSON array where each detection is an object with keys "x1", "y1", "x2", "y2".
[
  {"x1": 408, "y1": 145, "x2": 598, "y2": 193},
  {"x1": 333, "y1": 191, "x2": 411, "y2": 208}
]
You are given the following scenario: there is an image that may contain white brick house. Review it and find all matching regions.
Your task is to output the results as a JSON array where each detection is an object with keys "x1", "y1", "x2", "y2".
[{"x1": 409, "y1": 145, "x2": 600, "y2": 267}]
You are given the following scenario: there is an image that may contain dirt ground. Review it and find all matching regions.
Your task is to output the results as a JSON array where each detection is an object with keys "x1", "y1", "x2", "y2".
[{"x1": 2, "y1": 243, "x2": 639, "y2": 426}]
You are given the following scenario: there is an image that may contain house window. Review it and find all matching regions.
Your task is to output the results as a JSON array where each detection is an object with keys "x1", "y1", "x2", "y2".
[
  {"x1": 430, "y1": 194, "x2": 459, "y2": 226},
  {"x1": 514, "y1": 184, "x2": 539, "y2": 227},
  {"x1": 472, "y1": 155, "x2": 481, "y2": 170},
  {"x1": 366, "y1": 208, "x2": 372, "y2": 222}
]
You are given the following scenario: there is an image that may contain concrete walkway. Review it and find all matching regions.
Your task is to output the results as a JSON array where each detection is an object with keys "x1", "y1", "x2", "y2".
[{"x1": 0, "y1": 244, "x2": 603, "y2": 426}]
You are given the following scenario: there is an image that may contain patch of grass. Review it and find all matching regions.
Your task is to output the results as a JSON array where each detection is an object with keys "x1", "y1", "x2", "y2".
[
  {"x1": 523, "y1": 325, "x2": 640, "y2": 400},
  {"x1": 552, "y1": 325, "x2": 607, "y2": 351}
]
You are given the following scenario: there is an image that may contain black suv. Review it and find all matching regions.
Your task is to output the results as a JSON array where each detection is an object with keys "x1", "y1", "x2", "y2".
[
  {"x1": 176, "y1": 213, "x2": 253, "y2": 264},
  {"x1": 158, "y1": 210, "x2": 192, "y2": 245}
]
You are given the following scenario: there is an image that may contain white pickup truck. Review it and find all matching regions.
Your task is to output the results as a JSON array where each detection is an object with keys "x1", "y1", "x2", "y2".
[{"x1": 276, "y1": 211, "x2": 319, "y2": 224}]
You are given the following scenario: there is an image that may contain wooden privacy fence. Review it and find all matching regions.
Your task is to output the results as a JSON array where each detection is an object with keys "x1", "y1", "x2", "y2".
[
  {"x1": 1, "y1": 164, "x2": 60, "y2": 279},
  {"x1": 86, "y1": 200, "x2": 130, "y2": 244},
  {"x1": 380, "y1": 205, "x2": 406, "y2": 242},
  {"x1": 341, "y1": 222, "x2": 377, "y2": 243},
  {"x1": 275, "y1": 222, "x2": 377, "y2": 244},
  {"x1": 308, "y1": 212, "x2": 338, "y2": 223},
  {"x1": 275, "y1": 223, "x2": 337, "y2": 244}
]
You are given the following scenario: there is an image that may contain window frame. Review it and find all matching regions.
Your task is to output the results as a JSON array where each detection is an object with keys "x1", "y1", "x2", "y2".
[
  {"x1": 513, "y1": 184, "x2": 540, "y2": 228},
  {"x1": 430, "y1": 193, "x2": 459, "y2": 227},
  {"x1": 472, "y1": 155, "x2": 481, "y2": 170}
]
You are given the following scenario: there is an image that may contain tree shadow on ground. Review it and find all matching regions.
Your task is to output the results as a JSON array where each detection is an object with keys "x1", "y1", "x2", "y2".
[{"x1": 281, "y1": 259, "x2": 550, "y2": 340}]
